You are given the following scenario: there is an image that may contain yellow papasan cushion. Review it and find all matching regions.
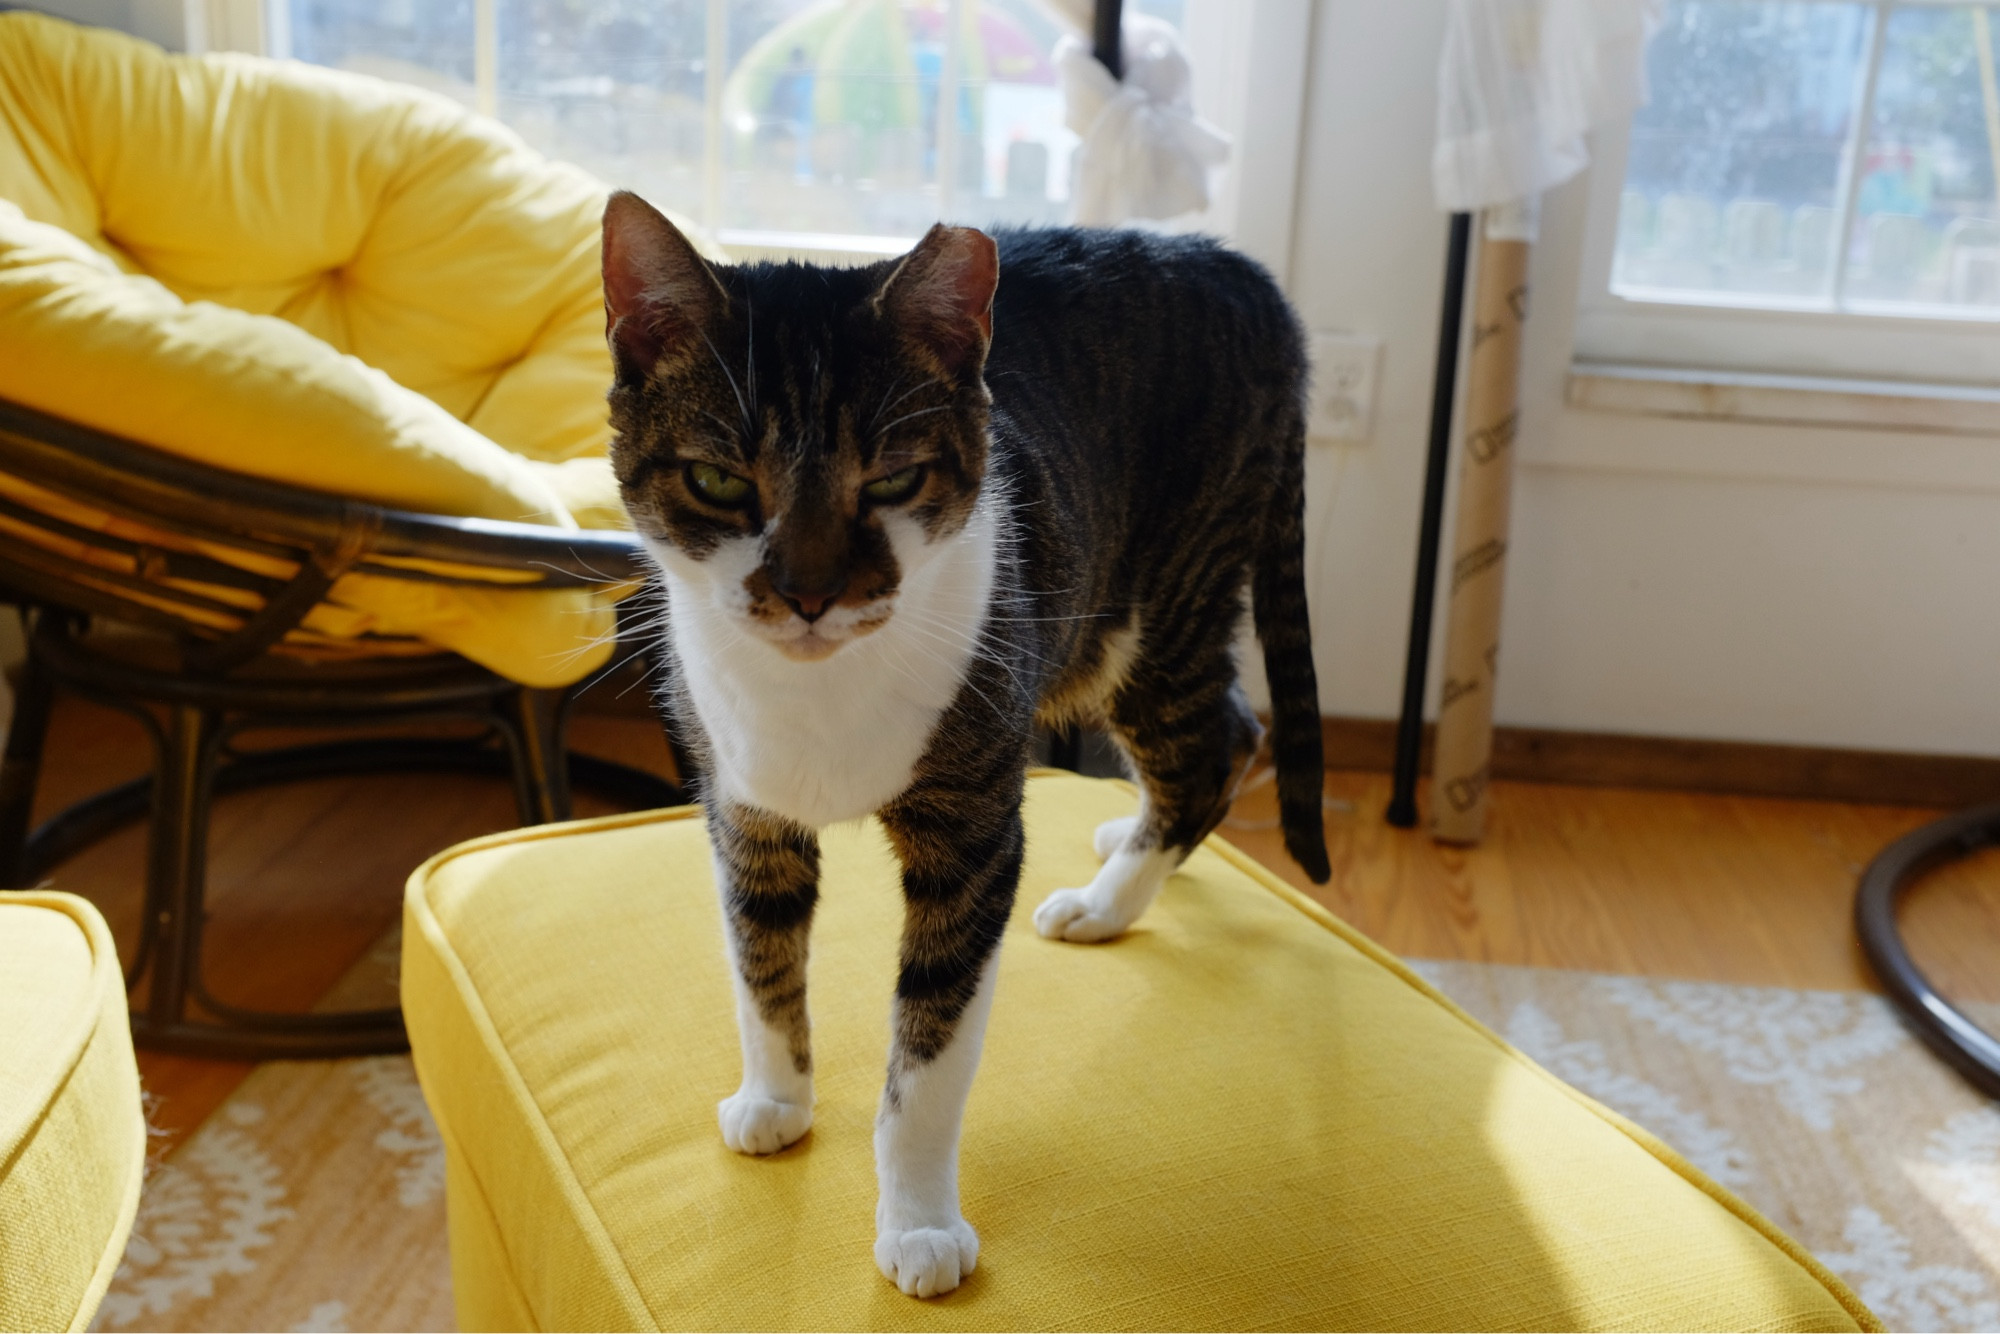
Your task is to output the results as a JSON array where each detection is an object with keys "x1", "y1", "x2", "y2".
[
  {"x1": 0, "y1": 891, "x2": 146, "y2": 1334},
  {"x1": 402, "y1": 772, "x2": 1878, "y2": 1331},
  {"x1": 0, "y1": 13, "x2": 721, "y2": 684}
]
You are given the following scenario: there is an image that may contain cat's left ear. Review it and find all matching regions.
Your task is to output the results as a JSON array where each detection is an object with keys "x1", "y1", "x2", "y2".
[
  {"x1": 873, "y1": 224, "x2": 999, "y2": 376},
  {"x1": 602, "y1": 190, "x2": 727, "y2": 382}
]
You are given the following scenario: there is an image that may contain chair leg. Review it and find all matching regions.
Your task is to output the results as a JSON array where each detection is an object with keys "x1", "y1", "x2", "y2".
[
  {"x1": 140, "y1": 704, "x2": 217, "y2": 1030},
  {"x1": 0, "y1": 634, "x2": 55, "y2": 887},
  {"x1": 508, "y1": 687, "x2": 572, "y2": 826}
]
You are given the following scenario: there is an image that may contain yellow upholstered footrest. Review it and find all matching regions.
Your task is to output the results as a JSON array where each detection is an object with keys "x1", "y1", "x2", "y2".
[
  {"x1": 0, "y1": 891, "x2": 146, "y2": 1334},
  {"x1": 402, "y1": 773, "x2": 1877, "y2": 1331}
]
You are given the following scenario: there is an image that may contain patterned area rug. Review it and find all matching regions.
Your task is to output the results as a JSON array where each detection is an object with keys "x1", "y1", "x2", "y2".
[
  {"x1": 1414, "y1": 961, "x2": 2000, "y2": 1334},
  {"x1": 92, "y1": 1056, "x2": 452, "y2": 1333},
  {"x1": 90, "y1": 958, "x2": 1998, "y2": 1332},
  {"x1": 91, "y1": 929, "x2": 453, "y2": 1334}
]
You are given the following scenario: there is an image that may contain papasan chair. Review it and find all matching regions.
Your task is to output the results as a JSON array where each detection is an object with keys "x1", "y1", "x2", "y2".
[{"x1": 0, "y1": 12, "x2": 716, "y2": 1058}]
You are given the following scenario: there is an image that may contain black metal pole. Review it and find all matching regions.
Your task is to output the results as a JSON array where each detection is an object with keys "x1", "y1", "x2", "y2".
[
  {"x1": 1093, "y1": 0, "x2": 1124, "y2": 78},
  {"x1": 1386, "y1": 211, "x2": 1474, "y2": 828},
  {"x1": 1044, "y1": 0, "x2": 1122, "y2": 777}
]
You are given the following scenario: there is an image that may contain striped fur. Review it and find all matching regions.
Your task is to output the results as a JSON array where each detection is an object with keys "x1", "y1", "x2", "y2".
[{"x1": 603, "y1": 193, "x2": 1327, "y2": 1297}]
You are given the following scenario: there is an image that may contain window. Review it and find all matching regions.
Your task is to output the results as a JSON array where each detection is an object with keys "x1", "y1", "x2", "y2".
[
  {"x1": 273, "y1": 0, "x2": 1184, "y2": 255},
  {"x1": 1576, "y1": 0, "x2": 2000, "y2": 386}
]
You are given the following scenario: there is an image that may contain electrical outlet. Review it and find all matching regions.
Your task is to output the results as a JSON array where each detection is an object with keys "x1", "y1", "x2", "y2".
[{"x1": 1308, "y1": 332, "x2": 1382, "y2": 443}]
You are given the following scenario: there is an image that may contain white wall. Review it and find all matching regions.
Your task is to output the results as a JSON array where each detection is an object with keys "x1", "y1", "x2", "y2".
[{"x1": 1286, "y1": 0, "x2": 2000, "y2": 758}]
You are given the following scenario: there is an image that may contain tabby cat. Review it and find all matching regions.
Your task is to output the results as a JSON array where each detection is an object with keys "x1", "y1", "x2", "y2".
[{"x1": 601, "y1": 190, "x2": 1329, "y2": 1298}]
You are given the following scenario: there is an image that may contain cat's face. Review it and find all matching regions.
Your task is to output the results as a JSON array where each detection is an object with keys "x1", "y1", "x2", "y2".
[{"x1": 602, "y1": 193, "x2": 999, "y2": 662}]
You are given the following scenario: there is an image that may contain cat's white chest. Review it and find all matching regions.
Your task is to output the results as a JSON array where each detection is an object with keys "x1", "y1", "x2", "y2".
[
  {"x1": 657, "y1": 505, "x2": 997, "y2": 830},
  {"x1": 677, "y1": 628, "x2": 950, "y2": 826}
]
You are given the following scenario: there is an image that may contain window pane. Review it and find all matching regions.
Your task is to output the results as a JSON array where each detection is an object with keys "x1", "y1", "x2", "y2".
[
  {"x1": 720, "y1": 0, "x2": 943, "y2": 236},
  {"x1": 718, "y1": 0, "x2": 1092, "y2": 238},
  {"x1": 947, "y1": 0, "x2": 1181, "y2": 232},
  {"x1": 287, "y1": 0, "x2": 1107, "y2": 244},
  {"x1": 497, "y1": 1, "x2": 709, "y2": 226},
  {"x1": 287, "y1": 0, "x2": 478, "y2": 102},
  {"x1": 948, "y1": 0, "x2": 1073, "y2": 230},
  {"x1": 1844, "y1": 5, "x2": 2000, "y2": 314},
  {"x1": 1613, "y1": 1, "x2": 1869, "y2": 303}
]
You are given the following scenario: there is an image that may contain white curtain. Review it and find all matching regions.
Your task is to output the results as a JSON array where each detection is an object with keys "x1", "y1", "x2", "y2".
[
  {"x1": 1433, "y1": 0, "x2": 1664, "y2": 224},
  {"x1": 1058, "y1": 14, "x2": 1231, "y2": 226}
]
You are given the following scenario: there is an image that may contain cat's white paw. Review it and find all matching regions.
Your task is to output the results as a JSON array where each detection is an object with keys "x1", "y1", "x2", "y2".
[
  {"x1": 1033, "y1": 887, "x2": 1133, "y2": 943},
  {"x1": 1093, "y1": 815, "x2": 1138, "y2": 860},
  {"x1": 875, "y1": 1220, "x2": 979, "y2": 1297},
  {"x1": 717, "y1": 1091, "x2": 812, "y2": 1155}
]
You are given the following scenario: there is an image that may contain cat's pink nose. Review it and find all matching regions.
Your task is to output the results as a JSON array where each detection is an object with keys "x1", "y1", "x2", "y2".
[
  {"x1": 772, "y1": 567, "x2": 848, "y2": 623},
  {"x1": 787, "y1": 591, "x2": 833, "y2": 621}
]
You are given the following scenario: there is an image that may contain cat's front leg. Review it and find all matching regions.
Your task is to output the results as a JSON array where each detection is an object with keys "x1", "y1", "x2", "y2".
[
  {"x1": 708, "y1": 801, "x2": 820, "y2": 1155},
  {"x1": 872, "y1": 789, "x2": 1023, "y2": 1297}
]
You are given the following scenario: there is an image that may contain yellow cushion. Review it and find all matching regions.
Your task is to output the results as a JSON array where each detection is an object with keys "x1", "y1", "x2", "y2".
[
  {"x1": 0, "y1": 13, "x2": 721, "y2": 684},
  {"x1": 402, "y1": 773, "x2": 1878, "y2": 1331},
  {"x1": 0, "y1": 891, "x2": 146, "y2": 1334}
]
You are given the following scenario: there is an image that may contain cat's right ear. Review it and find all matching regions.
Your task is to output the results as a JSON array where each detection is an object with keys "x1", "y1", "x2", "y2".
[
  {"x1": 602, "y1": 191, "x2": 726, "y2": 382},
  {"x1": 872, "y1": 223, "x2": 999, "y2": 377}
]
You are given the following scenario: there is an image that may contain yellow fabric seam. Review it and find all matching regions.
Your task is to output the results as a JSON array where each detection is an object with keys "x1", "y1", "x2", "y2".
[
  {"x1": 404, "y1": 887, "x2": 655, "y2": 1327},
  {"x1": 1194, "y1": 830, "x2": 1885, "y2": 1333},
  {"x1": 67, "y1": 1026, "x2": 146, "y2": 1334},
  {"x1": 0, "y1": 894, "x2": 115, "y2": 1174},
  {"x1": 433, "y1": 1113, "x2": 544, "y2": 1333},
  {"x1": 3, "y1": 892, "x2": 149, "y2": 1334}
]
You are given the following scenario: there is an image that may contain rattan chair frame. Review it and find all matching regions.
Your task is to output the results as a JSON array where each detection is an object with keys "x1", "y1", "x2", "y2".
[{"x1": 0, "y1": 398, "x2": 685, "y2": 1060}]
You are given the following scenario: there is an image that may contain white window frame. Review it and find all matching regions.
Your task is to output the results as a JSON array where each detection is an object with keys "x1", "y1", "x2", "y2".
[{"x1": 1573, "y1": 0, "x2": 2000, "y2": 390}]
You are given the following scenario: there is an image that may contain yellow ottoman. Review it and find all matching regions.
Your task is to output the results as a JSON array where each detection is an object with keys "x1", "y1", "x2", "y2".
[
  {"x1": 403, "y1": 773, "x2": 1877, "y2": 1331},
  {"x1": 0, "y1": 891, "x2": 146, "y2": 1333}
]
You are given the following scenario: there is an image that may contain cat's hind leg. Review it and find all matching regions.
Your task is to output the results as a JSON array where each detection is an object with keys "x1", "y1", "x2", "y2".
[
  {"x1": 1037, "y1": 798, "x2": 1181, "y2": 943},
  {"x1": 1092, "y1": 814, "x2": 1138, "y2": 859},
  {"x1": 708, "y1": 802, "x2": 820, "y2": 1154},
  {"x1": 1035, "y1": 669, "x2": 1262, "y2": 944}
]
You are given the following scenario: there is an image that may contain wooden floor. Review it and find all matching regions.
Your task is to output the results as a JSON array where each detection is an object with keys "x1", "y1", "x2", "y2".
[
  {"x1": 1222, "y1": 769, "x2": 1994, "y2": 1002},
  {"x1": 23, "y1": 694, "x2": 1999, "y2": 1155}
]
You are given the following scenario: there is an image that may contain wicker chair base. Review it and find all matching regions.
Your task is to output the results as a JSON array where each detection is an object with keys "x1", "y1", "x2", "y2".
[{"x1": 0, "y1": 611, "x2": 681, "y2": 1061}]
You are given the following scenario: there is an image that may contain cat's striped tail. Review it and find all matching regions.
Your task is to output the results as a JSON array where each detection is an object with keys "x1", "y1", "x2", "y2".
[{"x1": 1253, "y1": 406, "x2": 1331, "y2": 884}]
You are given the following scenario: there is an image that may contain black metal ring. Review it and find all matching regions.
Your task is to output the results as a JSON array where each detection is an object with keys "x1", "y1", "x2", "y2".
[{"x1": 1855, "y1": 803, "x2": 2000, "y2": 1099}]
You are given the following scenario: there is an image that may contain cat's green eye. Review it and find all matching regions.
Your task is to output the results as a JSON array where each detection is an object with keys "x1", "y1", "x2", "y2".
[
  {"x1": 862, "y1": 466, "x2": 925, "y2": 505},
  {"x1": 686, "y1": 462, "x2": 753, "y2": 508}
]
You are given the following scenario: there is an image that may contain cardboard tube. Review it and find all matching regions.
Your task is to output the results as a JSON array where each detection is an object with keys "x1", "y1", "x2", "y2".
[{"x1": 1430, "y1": 218, "x2": 1530, "y2": 846}]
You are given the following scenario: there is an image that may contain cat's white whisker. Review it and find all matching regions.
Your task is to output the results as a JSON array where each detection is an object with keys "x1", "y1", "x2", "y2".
[
  {"x1": 863, "y1": 371, "x2": 906, "y2": 435},
  {"x1": 871, "y1": 404, "x2": 951, "y2": 442},
  {"x1": 899, "y1": 609, "x2": 1061, "y2": 679},
  {"x1": 868, "y1": 374, "x2": 946, "y2": 436},
  {"x1": 880, "y1": 628, "x2": 1008, "y2": 721},
  {"x1": 741, "y1": 297, "x2": 759, "y2": 424},
  {"x1": 696, "y1": 326, "x2": 753, "y2": 431}
]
